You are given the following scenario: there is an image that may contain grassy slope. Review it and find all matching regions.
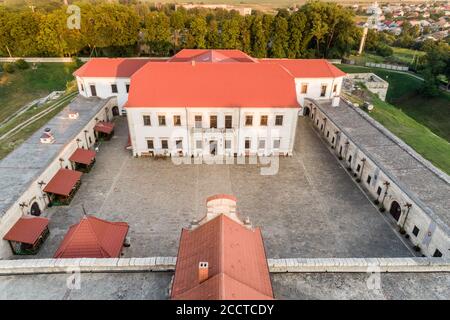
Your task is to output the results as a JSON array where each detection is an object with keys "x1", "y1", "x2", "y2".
[
  {"x1": 337, "y1": 64, "x2": 450, "y2": 174},
  {"x1": 337, "y1": 64, "x2": 450, "y2": 141},
  {"x1": 368, "y1": 95, "x2": 450, "y2": 174},
  {"x1": 0, "y1": 63, "x2": 77, "y2": 123}
]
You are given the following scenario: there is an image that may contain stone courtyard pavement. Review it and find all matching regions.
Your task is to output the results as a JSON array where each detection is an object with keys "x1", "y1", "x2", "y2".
[{"x1": 32, "y1": 116, "x2": 413, "y2": 259}]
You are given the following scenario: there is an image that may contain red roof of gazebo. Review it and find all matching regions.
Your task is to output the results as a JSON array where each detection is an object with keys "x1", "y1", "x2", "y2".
[
  {"x1": 3, "y1": 216, "x2": 49, "y2": 245},
  {"x1": 69, "y1": 148, "x2": 96, "y2": 165},
  {"x1": 94, "y1": 121, "x2": 115, "y2": 134},
  {"x1": 43, "y1": 169, "x2": 82, "y2": 196},
  {"x1": 54, "y1": 216, "x2": 129, "y2": 258}
]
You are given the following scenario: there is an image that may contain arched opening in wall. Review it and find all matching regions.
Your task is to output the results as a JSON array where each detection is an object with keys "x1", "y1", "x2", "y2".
[
  {"x1": 30, "y1": 202, "x2": 41, "y2": 216},
  {"x1": 112, "y1": 106, "x2": 120, "y2": 117},
  {"x1": 389, "y1": 201, "x2": 401, "y2": 221},
  {"x1": 304, "y1": 107, "x2": 310, "y2": 116}
]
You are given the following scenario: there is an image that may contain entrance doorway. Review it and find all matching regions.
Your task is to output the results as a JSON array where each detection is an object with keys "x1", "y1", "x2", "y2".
[
  {"x1": 209, "y1": 140, "x2": 217, "y2": 155},
  {"x1": 30, "y1": 202, "x2": 41, "y2": 216},
  {"x1": 389, "y1": 201, "x2": 401, "y2": 221},
  {"x1": 112, "y1": 106, "x2": 120, "y2": 116},
  {"x1": 304, "y1": 107, "x2": 310, "y2": 116}
]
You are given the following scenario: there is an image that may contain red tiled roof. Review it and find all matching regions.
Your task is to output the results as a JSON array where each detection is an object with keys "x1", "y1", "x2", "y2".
[
  {"x1": 43, "y1": 169, "x2": 82, "y2": 197},
  {"x1": 259, "y1": 58, "x2": 346, "y2": 78},
  {"x1": 169, "y1": 49, "x2": 257, "y2": 63},
  {"x1": 69, "y1": 148, "x2": 96, "y2": 165},
  {"x1": 73, "y1": 58, "x2": 152, "y2": 78},
  {"x1": 94, "y1": 121, "x2": 115, "y2": 134},
  {"x1": 171, "y1": 214, "x2": 273, "y2": 300},
  {"x1": 54, "y1": 216, "x2": 129, "y2": 258},
  {"x1": 125, "y1": 62, "x2": 298, "y2": 108},
  {"x1": 3, "y1": 216, "x2": 49, "y2": 245}
]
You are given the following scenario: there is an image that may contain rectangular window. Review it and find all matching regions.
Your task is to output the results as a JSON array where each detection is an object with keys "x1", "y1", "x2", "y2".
[
  {"x1": 196, "y1": 140, "x2": 202, "y2": 149},
  {"x1": 258, "y1": 139, "x2": 266, "y2": 149},
  {"x1": 301, "y1": 83, "x2": 308, "y2": 94},
  {"x1": 273, "y1": 139, "x2": 281, "y2": 149},
  {"x1": 245, "y1": 139, "x2": 251, "y2": 149},
  {"x1": 173, "y1": 115, "x2": 181, "y2": 126},
  {"x1": 245, "y1": 115, "x2": 253, "y2": 126},
  {"x1": 126, "y1": 83, "x2": 130, "y2": 93},
  {"x1": 111, "y1": 84, "x2": 118, "y2": 94},
  {"x1": 143, "y1": 115, "x2": 151, "y2": 126},
  {"x1": 260, "y1": 115, "x2": 268, "y2": 126},
  {"x1": 225, "y1": 140, "x2": 232, "y2": 149},
  {"x1": 333, "y1": 84, "x2": 338, "y2": 93},
  {"x1": 326, "y1": 131, "x2": 330, "y2": 138},
  {"x1": 275, "y1": 115, "x2": 283, "y2": 126},
  {"x1": 90, "y1": 85, "x2": 97, "y2": 97},
  {"x1": 348, "y1": 155, "x2": 352, "y2": 163},
  {"x1": 80, "y1": 83, "x2": 84, "y2": 92},
  {"x1": 210, "y1": 115, "x2": 217, "y2": 128},
  {"x1": 195, "y1": 115, "x2": 202, "y2": 128},
  {"x1": 161, "y1": 139, "x2": 168, "y2": 149},
  {"x1": 412, "y1": 226, "x2": 419, "y2": 237},
  {"x1": 175, "y1": 139, "x2": 183, "y2": 149},
  {"x1": 356, "y1": 164, "x2": 361, "y2": 172},
  {"x1": 320, "y1": 84, "x2": 327, "y2": 97},
  {"x1": 377, "y1": 186, "x2": 382, "y2": 195},
  {"x1": 225, "y1": 115, "x2": 232, "y2": 129},
  {"x1": 158, "y1": 115, "x2": 166, "y2": 126},
  {"x1": 366, "y1": 175, "x2": 372, "y2": 184},
  {"x1": 146, "y1": 139, "x2": 154, "y2": 150}
]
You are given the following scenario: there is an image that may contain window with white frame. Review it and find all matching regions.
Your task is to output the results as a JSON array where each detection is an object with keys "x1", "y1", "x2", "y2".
[
  {"x1": 161, "y1": 139, "x2": 168, "y2": 149},
  {"x1": 195, "y1": 115, "x2": 202, "y2": 128},
  {"x1": 158, "y1": 115, "x2": 166, "y2": 126},
  {"x1": 275, "y1": 115, "x2": 283, "y2": 126},
  {"x1": 175, "y1": 139, "x2": 183, "y2": 149},
  {"x1": 173, "y1": 115, "x2": 181, "y2": 126},
  {"x1": 143, "y1": 115, "x2": 151, "y2": 126},
  {"x1": 146, "y1": 139, "x2": 154, "y2": 150},
  {"x1": 245, "y1": 139, "x2": 251, "y2": 149}
]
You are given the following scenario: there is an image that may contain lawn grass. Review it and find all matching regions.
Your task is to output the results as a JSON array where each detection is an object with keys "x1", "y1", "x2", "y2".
[
  {"x1": 366, "y1": 94, "x2": 450, "y2": 175},
  {"x1": 391, "y1": 47, "x2": 425, "y2": 66},
  {"x1": 0, "y1": 62, "x2": 77, "y2": 123}
]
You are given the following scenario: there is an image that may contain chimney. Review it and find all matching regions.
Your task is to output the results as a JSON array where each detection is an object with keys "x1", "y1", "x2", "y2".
[
  {"x1": 40, "y1": 128, "x2": 55, "y2": 144},
  {"x1": 332, "y1": 95, "x2": 340, "y2": 107},
  {"x1": 198, "y1": 261, "x2": 209, "y2": 283}
]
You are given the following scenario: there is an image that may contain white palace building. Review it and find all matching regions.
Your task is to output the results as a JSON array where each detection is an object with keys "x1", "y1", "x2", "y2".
[{"x1": 74, "y1": 49, "x2": 346, "y2": 157}]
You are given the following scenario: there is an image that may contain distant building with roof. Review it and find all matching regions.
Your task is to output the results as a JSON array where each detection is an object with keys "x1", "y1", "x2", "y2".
[
  {"x1": 74, "y1": 49, "x2": 346, "y2": 158},
  {"x1": 171, "y1": 194, "x2": 273, "y2": 300}
]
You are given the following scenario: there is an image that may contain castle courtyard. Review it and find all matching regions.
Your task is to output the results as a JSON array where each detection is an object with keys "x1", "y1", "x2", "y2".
[{"x1": 31, "y1": 116, "x2": 413, "y2": 259}]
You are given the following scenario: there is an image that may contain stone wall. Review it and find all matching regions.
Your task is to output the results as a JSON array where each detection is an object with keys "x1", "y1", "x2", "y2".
[
  {"x1": 305, "y1": 98, "x2": 449, "y2": 258},
  {"x1": 0, "y1": 257, "x2": 448, "y2": 275}
]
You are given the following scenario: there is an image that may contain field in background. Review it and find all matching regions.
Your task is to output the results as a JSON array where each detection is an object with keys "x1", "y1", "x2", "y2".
[{"x1": 0, "y1": 63, "x2": 77, "y2": 123}]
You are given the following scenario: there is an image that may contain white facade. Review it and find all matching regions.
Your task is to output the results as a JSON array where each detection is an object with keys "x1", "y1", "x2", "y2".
[
  {"x1": 127, "y1": 107, "x2": 298, "y2": 157},
  {"x1": 295, "y1": 77, "x2": 344, "y2": 106},
  {"x1": 76, "y1": 76, "x2": 129, "y2": 114}
]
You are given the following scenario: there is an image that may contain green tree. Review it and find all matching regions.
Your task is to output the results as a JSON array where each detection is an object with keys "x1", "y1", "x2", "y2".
[
  {"x1": 251, "y1": 15, "x2": 267, "y2": 58},
  {"x1": 287, "y1": 11, "x2": 306, "y2": 58},
  {"x1": 270, "y1": 15, "x2": 289, "y2": 58},
  {"x1": 221, "y1": 15, "x2": 241, "y2": 49},
  {"x1": 186, "y1": 16, "x2": 207, "y2": 49},
  {"x1": 143, "y1": 11, "x2": 172, "y2": 55}
]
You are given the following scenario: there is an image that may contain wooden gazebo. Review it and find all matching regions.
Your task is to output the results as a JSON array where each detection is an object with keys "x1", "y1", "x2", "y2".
[
  {"x1": 69, "y1": 148, "x2": 96, "y2": 173},
  {"x1": 44, "y1": 169, "x2": 82, "y2": 206},
  {"x1": 3, "y1": 216, "x2": 50, "y2": 255},
  {"x1": 94, "y1": 121, "x2": 115, "y2": 141}
]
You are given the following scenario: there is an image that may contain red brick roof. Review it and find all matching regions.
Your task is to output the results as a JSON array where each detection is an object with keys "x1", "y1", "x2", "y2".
[
  {"x1": 69, "y1": 148, "x2": 96, "y2": 165},
  {"x1": 259, "y1": 58, "x2": 346, "y2": 78},
  {"x1": 43, "y1": 169, "x2": 82, "y2": 197},
  {"x1": 125, "y1": 62, "x2": 298, "y2": 108},
  {"x1": 54, "y1": 216, "x2": 129, "y2": 258},
  {"x1": 171, "y1": 214, "x2": 273, "y2": 300},
  {"x1": 73, "y1": 58, "x2": 153, "y2": 78},
  {"x1": 3, "y1": 216, "x2": 49, "y2": 245}
]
